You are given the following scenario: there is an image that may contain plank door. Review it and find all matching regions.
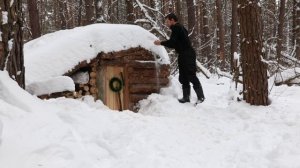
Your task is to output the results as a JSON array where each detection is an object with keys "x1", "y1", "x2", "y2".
[{"x1": 97, "y1": 66, "x2": 125, "y2": 111}]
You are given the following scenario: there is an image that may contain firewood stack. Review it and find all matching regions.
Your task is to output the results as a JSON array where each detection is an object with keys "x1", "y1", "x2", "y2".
[{"x1": 72, "y1": 62, "x2": 99, "y2": 99}]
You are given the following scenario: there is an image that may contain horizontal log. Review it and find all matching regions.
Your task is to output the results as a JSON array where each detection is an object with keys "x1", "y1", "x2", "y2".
[
  {"x1": 90, "y1": 87, "x2": 98, "y2": 94},
  {"x1": 90, "y1": 72, "x2": 97, "y2": 78},
  {"x1": 100, "y1": 47, "x2": 152, "y2": 59},
  {"x1": 129, "y1": 84, "x2": 160, "y2": 94},
  {"x1": 89, "y1": 79, "x2": 96, "y2": 85},
  {"x1": 123, "y1": 54, "x2": 154, "y2": 61},
  {"x1": 84, "y1": 86, "x2": 89, "y2": 91},
  {"x1": 130, "y1": 94, "x2": 149, "y2": 103},
  {"x1": 127, "y1": 64, "x2": 170, "y2": 71},
  {"x1": 129, "y1": 70, "x2": 170, "y2": 78},
  {"x1": 127, "y1": 62, "x2": 158, "y2": 69},
  {"x1": 128, "y1": 76, "x2": 169, "y2": 85}
]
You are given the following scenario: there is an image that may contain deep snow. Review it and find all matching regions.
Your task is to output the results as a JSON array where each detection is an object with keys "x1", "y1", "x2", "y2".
[{"x1": 0, "y1": 71, "x2": 300, "y2": 168}]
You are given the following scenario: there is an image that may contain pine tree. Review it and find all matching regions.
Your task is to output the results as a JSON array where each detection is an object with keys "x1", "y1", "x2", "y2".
[{"x1": 239, "y1": 0, "x2": 269, "y2": 105}]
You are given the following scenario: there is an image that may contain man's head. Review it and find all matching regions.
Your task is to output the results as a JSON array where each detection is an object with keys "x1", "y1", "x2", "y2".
[{"x1": 165, "y1": 13, "x2": 178, "y2": 28}]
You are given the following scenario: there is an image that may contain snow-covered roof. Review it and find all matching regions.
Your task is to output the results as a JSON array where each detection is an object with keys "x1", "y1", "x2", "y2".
[{"x1": 24, "y1": 24, "x2": 170, "y2": 86}]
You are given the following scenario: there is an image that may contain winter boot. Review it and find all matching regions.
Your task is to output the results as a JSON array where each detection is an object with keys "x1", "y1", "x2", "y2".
[
  {"x1": 178, "y1": 87, "x2": 190, "y2": 103},
  {"x1": 194, "y1": 87, "x2": 205, "y2": 104}
]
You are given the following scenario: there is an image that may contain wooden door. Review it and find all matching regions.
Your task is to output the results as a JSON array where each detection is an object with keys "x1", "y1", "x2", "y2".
[{"x1": 97, "y1": 66, "x2": 125, "y2": 111}]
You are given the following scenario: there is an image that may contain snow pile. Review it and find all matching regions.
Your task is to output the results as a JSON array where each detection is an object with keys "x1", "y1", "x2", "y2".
[
  {"x1": 24, "y1": 24, "x2": 169, "y2": 86},
  {"x1": 71, "y1": 71, "x2": 90, "y2": 84},
  {"x1": 0, "y1": 71, "x2": 45, "y2": 112},
  {"x1": 26, "y1": 76, "x2": 75, "y2": 96},
  {"x1": 275, "y1": 68, "x2": 300, "y2": 84},
  {"x1": 0, "y1": 119, "x2": 2, "y2": 144},
  {"x1": 1, "y1": 71, "x2": 300, "y2": 168}
]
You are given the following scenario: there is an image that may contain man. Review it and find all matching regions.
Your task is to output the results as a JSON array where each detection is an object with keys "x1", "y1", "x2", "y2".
[{"x1": 154, "y1": 13, "x2": 205, "y2": 104}]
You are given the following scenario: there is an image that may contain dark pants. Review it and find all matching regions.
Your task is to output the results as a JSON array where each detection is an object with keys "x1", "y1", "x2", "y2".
[{"x1": 179, "y1": 65, "x2": 201, "y2": 89}]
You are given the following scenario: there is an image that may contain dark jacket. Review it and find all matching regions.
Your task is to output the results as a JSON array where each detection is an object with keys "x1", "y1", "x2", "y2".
[{"x1": 161, "y1": 23, "x2": 196, "y2": 71}]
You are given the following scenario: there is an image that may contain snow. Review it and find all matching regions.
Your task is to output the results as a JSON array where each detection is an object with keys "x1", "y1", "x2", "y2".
[
  {"x1": 1, "y1": 70, "x2": 300, "y2": 168},
  {"x1": 10, "y1": 0, "x2": 14, "y2": 7},
  {"x1": 234, "y1": 52, "x2": 239, "y2": 60},
  {"x1": 0, "y1": 71, "x2": 45, "y2": 112},
  {"x1": 71, "y1": 71, "x2": 90, "y2": 84},
  {"x1": 24, "y1": 24, "x2": 169, "y2": 95},
  {"x1": 1, "y1": 11, "x2": 8, "y2": 25},
  {"x1": 8, "y1": 39, "x2": 13, "y2": 51},
  {"x1": 26, "y1": 76, "x2": 75, "y2": 96},
  {"x1": 275, "y1": 68, "x2": 300, "y2": 84}
]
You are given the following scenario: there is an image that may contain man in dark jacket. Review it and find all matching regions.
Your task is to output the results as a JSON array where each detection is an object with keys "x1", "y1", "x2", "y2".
[{"x1": 154, "y1": 13, "x2": 205, "y2": 104}]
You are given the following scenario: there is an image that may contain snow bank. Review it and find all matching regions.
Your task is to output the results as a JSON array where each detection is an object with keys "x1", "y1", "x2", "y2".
[
  {"x1": 24, "y1": 24, "x2": 170, "y2": 85},
  {"x1": 0, "y1": 71, "x2": 45, "y2": 112},
  {"x1": 26, "y1": 76, "x2": 75, "y2": 96},
  {"x1": 0, "y1": 119, "x2": 2, "y2": 144},
  {"x1": 275, "y1": 68, "x2": 300, "y2": 84},
  {"x1": 1, "y1": 71, "x2": 300, "y2": 168}
]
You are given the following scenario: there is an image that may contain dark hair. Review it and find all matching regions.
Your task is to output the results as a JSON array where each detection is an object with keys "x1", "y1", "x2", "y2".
[{"x1": 165, "y1": 13, "x2": 178, "y2": 22}]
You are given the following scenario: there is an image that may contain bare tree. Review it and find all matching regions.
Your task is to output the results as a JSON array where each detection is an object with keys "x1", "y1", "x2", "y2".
[
  {"x1": 58, "y1": 0, "x2": 67, "y2": 29},
  {"x1": 78, "y1": 0, "x2": 83, "y2": 25},
  {"x1": 294, "y1": 0, "x2": 300, "y2": 59},
  {"x1": 231, "y1": 0, "x2": 238, "y2": 73},
  {"x1": 239, "y1": 0, "x2": 269, "y2": 105},
  {"x1": 0, "y1": 0, "x2": 25, "y2": 88},
  {"x1": 27, "y1": 0, "x2": 41, "y2": 39},
  {"x1": 186, "y1": 0, "x2": 197, "y2": 47},
  {"x1": 216, "y1": 0, "x2": 225, "y2": 68},
  {"x1": 175, "y1": 0, "x2": 183, "y2": 22},
  {"x1": 126, "y1": 0, "x2": 134, "y2": 23},
  {"x1": 85, "y1": 0, "x2": 95, "y2": 24},
  {"x1": 277, "y1": 0, "x2": 286, "y2": 62},
  {"x1": 262, "y1": 0, "x2": 277, "y2": 59},
  {"x1": 199, "y1": 0, "x2": 211, "y2": 64}
]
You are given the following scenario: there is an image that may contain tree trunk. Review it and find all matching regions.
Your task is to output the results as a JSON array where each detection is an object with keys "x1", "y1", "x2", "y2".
[
  {"x1": 126, "y1": 0, "x2": 134, "y2": 23},
  {"x1": 277, "y1": 0, "x2": 286, "y2": 63},
  {"x1": 175, "y1": 0, "x2": 183, "y2": 23},
  {"x1": 231, "y1": 0, "x2": 238, "y2": 73},
  {"x1": 216, "y1": 0, "x2": 225, "y2": 68},
  {"x1": 27, "y1": 0, "x2": 41, "y2": 39},
  {"x1": 186, "y1": 0, "x2": 197, "y2": 47},
  {"x1": 262, "y1": 0, "x2": 276, "y2": 59},
  {"x1": 85, "y1": 0, "x2": 95, "y2": 25},
  {"x1": 200, "y1": 0, "x2": 211, "y2": 64},
  {"x1": 58, "y1": 0, "x2": 67, "y2": 29},
  {"x1": 295, "y1": 0, "x2": 300, "y2": 59},
  {"x1": 239, "y1": 0, "x2": 269, "y2": 106},
  {"x1": 0, "y1": 0, "x2": 25, "y2": 88},
  {"x1": 168, "y1": 0, "x2": 174, "y2": 13},
  {"x1": 78, "y1": 0, "x2": 83, "y2": 26},
  {"x1": 95, "y1": 0, "x2": 106, "y2": 23}
]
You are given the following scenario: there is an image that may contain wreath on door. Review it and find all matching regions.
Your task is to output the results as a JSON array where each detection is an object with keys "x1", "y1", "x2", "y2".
[{"x1": 109, "y1": 77, "x2": 123, "y2": 92}]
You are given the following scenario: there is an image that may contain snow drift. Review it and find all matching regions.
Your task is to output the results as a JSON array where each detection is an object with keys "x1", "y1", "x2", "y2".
[{"x1": 1, "y1": 70, "x2": 300, "y2": 168}]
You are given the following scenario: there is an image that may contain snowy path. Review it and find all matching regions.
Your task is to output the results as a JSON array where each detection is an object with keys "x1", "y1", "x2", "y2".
[{"x1": 0, "y1": 73, "x2": 300, "y2": 168}]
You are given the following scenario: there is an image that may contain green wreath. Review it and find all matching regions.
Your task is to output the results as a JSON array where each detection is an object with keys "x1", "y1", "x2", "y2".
[{"x1": 109, "y1": 77, "x2": 123, "y2": 92}]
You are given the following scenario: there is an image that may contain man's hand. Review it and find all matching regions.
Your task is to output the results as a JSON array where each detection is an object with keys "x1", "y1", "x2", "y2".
[{"x1": 154, "y1": 40, "x2": 161, "y2": 45}]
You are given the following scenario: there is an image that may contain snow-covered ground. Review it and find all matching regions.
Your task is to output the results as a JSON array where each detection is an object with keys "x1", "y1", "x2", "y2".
[{"x1": 0, "y1": 70, "x2": 300, "y2": 168}]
